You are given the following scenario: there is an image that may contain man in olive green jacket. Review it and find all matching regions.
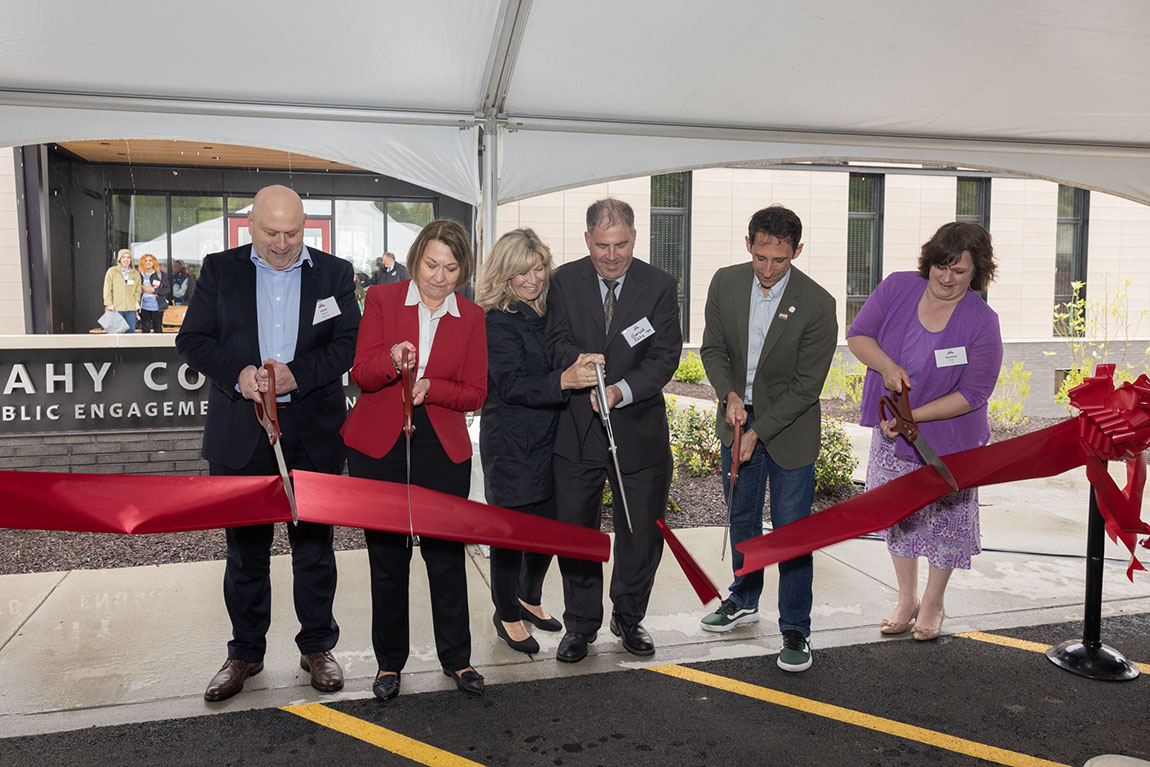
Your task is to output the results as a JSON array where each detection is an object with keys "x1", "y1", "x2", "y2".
[{"x1": 698, "y1": 205, "x2": 837, "y2": 673}]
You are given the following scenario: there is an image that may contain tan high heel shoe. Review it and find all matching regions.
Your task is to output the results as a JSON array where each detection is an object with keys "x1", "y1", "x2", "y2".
[
  {"x1": 879, "y1": 605, "x2": 919, "y2": 635},
  {"x1": 912, "y1": 612, "x2": 946, "y2": 641}
]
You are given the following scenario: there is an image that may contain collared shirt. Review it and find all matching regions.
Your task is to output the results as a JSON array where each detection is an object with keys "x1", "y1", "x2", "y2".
[
  {"x1": 405, "y1": 280, "x2": 460, "y2": 380},
  {"x1": 596, "y1": 271, "x2": 633, "y2": 408},
  {"x1": 744, "y1": 267, "x2": 792, "y2": 404},
  {"x1": 252, "y1": 245, "x2": 313, "y2": 401}
]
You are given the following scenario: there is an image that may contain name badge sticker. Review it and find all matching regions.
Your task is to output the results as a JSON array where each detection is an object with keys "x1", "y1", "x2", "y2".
[
  {"x1": 313, "y1": 296, "x2": 341, "y2": 324},
  {"x1": 934, "y1": 346, "x2": 968, "y2": 368},
  {"x1": 622, "y1": 316, "x2": 656, "y2": 347}
]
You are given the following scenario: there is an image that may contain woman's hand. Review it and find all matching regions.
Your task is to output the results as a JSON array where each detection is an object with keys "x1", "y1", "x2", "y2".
[
  {"x1": 880, "y1": 417, "x2": 900, "y2": 439},
  {"x1": 390, "y1": 341, "x2": 417, "y2": 373},
  {"x1": 560, "y1": 353, "x2": 605, "y2": 390},
  {"x1": 881, "y1": 362, "x2": 911, "y2": 393},
  {"x1": 411, "y1": 378, "x2": 430, "y2": 406}
]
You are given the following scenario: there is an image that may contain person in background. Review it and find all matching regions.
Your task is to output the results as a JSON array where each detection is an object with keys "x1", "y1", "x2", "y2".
[
  {"x1": 341, "y1": 219, "x2": 488, "y2": 700},
  {"x1": 846, "y1": 221, "x2": 1002, "y2": 642},
  {"x1": 375, "y1": 251, "x2": 409, "y2": 285},
  {"x1": 137, "y1": 254, "x2": 170, "y2": 333},
  {"x1": 475, "y1": 228, "x2": 603, "y2": 655},
  {"x1": 172, "y1": 260, "x2": 196, "y2": 306},
  {"x1": 103, "y1": 248, "x2": 141, "y2": 333}
]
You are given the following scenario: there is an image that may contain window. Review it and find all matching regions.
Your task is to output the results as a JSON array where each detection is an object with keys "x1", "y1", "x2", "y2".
[
  {"x1": 650, "y1": 172, "x2": 691, "y2": 337},
  {"x1": 956, "y1": 177, "x2": 991, "y2": 229},
  {"x1": 846, "y1": 173, "x2": 884, "y2": 328},
  {"x1": 1054, "y1": 185, "x2": 1089, "y2": 336}
]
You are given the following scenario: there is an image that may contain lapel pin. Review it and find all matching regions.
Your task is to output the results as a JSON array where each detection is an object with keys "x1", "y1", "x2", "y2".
[{"x1": 789, "y1": 306, "x2": 796, "y2": 313}]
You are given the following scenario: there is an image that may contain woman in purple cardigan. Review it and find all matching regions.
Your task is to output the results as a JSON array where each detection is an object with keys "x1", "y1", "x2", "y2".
[{"x1": 846, "y1": 222, "x2": 1002, "y2": 641}]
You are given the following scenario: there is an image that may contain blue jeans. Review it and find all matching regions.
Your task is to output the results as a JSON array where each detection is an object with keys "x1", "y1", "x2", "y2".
[
  {"x1": 721, "y1": 410, "x2": 815, "y2": 636},
  {"x1": 118, "y1": 310, "x2": 136, "y2": 333}
]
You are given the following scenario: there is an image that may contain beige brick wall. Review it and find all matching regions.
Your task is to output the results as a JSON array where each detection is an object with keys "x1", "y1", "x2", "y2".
[
  {"x1": 882, "y1": 174, "x2": 957, "y2": 276},
  {"x1": 1086, "y1": 192, "x2": 1150, "y2": 331},
  {"x1": 986, "y1": 178, "x2": 1059, "y2": 341},
  {"x1": 0, "y1": 151, "x2": 25, "y2": 334}
]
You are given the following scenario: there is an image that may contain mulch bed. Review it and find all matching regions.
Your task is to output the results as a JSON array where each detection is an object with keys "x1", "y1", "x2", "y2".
[{"x1": 0, "y1": 382, "x2": 1068, "y2": 575}]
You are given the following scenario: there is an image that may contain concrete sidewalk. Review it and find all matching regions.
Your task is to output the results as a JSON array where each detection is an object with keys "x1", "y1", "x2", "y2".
[{"x1": 2, "y1": 421, "x2": 1148, "y2": 739}]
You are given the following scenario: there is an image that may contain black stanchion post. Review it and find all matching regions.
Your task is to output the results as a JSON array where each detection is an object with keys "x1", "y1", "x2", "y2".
[{"x1": 1046, "y1": 477, "x2": 1139, "y2": 681}]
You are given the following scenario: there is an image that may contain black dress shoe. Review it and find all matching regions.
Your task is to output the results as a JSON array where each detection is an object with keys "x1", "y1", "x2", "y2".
[
  {"x1": 610, "y1": 614, "x2": 656, "y2": 656},
  {"x1": 519, "y1": 605, "x2": 563, "y2": 632},
  {"x1": 372, "y1": 671, "x2": 400, "y2": 701},
  {"x1": 443, "y1": 667, "x2": 485, "y2": 697},
  {"x1": 556, "y1": 630, "x2": 597, "y2": 663},
  {"x1": 493, "y1": 612, "x2": 540, "y2": 654},
  {"x1": 204, "y1": 658, "x2": 264, "y2": 702}
]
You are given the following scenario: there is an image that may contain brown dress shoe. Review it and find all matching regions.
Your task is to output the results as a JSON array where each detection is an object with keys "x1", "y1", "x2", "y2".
[
  {"x1": 300, "y1": 651, "x2": 344, "y2": 692},
  {"x1": 204, "y1": 659, "x2": 263, "y2": 702}
]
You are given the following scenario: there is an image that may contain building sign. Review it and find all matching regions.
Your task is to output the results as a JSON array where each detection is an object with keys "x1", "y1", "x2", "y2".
[{"x1": 0, "y1": 346, "x2": 358, "y2": 435}]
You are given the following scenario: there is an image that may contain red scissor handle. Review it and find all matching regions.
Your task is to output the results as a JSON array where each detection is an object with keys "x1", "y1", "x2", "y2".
[
  {"x1": 252, "y1": 363, "x2": 281, "y2": 445},
  {"x1": 401, "y1": 347, "x2": 415, "y2": 438},
  {"x1": 878, "y1": 383, "x2": 918, "y2": 442},
  {"x1": 729, "y1": 417, "x2": 743, "y2": 488}
]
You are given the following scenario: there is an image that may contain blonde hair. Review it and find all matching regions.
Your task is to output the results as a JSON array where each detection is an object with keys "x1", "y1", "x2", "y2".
[{"x1": 476, "y1": 228, "x2": 553, "y2": 314}]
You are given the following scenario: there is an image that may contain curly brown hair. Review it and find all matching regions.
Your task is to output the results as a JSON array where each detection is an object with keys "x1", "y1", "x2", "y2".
[{"x1": 918, "y1": 222, "x2": 997, "y2": 291}]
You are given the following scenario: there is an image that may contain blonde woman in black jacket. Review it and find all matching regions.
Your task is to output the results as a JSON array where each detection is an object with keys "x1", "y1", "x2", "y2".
[{"x1": 476, "y1": 228, "x2": 602, "y2": 654}]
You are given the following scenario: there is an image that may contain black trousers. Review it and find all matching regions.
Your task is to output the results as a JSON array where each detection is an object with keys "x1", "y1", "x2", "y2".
[
  {"x1": 138, "y1": 308, "x2": 164, "y2": 332},
  {"x1": 554, "y1": 436, "x2": 671, "y2": 634},
  {"x1": 489, "y1": 496, "x2": 556, "y2": 622},
  {"x1": 209, "y1": 405, "x2": 340, "y2": 662},
  {"x1": 347, "y1": 407, "x2": 472, "y2": 672}
]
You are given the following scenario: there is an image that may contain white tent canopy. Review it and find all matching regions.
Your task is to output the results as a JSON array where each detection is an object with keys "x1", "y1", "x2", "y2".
[{"x1": 2, "y1": 0, "x2": 1149, "y2": 229}]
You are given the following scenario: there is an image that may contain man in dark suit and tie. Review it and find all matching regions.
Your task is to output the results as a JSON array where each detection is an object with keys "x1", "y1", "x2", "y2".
[
  {"x1": 699, "y1": 205, "x2": 837, "y2": 673},
  {"x1": 545, "y1": 198, "x2": 683, "y2": 662},
  {"x1": 177, "y1": 184, "x2": 360, "y2": 701}
]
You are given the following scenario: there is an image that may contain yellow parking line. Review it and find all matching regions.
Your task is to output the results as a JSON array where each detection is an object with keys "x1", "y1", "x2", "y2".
[
  {"x1": 959, "y1": 631, "x2": 1150, "y2": 674},
  {"x1": 649, "y1": 664, "x2": 1070, "y2": 767},
  {"x1": 282, "y1": 703, "x2": 485, "y2": 766}
]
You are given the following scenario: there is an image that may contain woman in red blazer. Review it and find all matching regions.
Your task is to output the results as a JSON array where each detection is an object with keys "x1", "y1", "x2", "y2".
[{"x1": 342, "y1": 219, "x2": 488, "y2": 700}]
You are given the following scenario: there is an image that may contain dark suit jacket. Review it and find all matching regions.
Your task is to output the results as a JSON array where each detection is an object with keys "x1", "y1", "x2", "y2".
[
  {"x1": 341, "y1": 281, "x2": 487, "y2": 464},
  {"x1": 176, "y1": 245, "x2": 360, "y2": 472},
  {"x1": 700, "y1": 263, "x2": 837, "y2": 470},
  {"x1": 545, "y1": 256, "x2": 683, "y2": 473}
]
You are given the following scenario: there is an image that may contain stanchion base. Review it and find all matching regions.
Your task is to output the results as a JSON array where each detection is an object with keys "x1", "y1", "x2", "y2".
[{"x1": 1047, "y1": 640, "x2": 1140, "y2": 681}]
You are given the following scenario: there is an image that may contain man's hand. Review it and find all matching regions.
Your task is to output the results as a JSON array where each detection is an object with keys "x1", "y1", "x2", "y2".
[
  {"x1": 725, "y1": 392, "x2": 747, "y2": 427},
  {"x1": 257, "y1": 359, "x2": 298, "y2": 396},
  {"x1": 238, "y1": 365, "x2": 261, "y2": 401},
  {"x1": 589, "y1": 384, "x2": 622, "y2": 414},
  {"x1": 738, "y1": 426, "x2": 758, "y2": 464}
]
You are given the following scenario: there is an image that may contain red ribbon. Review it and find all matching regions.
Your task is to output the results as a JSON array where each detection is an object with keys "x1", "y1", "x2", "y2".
[
  {"x1": 657, "y1": 519, "x2": 721, "y2": 604},
  {"x1": 736, "y1": 365, "x2": 1150, "y2": 580},
  {"x1": 0, "y1": 470, "x2": 610, "y2": 563}
]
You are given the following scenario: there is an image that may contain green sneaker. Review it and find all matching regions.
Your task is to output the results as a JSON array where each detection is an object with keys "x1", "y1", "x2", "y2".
[
  {"x1": 777, "y1": 629, "x2": 812, "y2": 672},
  {"x1": 700, "y1": 598, "x2": 759, "y2": 633}
]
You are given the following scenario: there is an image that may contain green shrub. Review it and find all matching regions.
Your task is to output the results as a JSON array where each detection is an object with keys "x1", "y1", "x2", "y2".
[
  {"x1": 815, "y1": 416, "x2": 858, "y2": 493},
  {"x1": 665, "y1": 394, "x2": 721, "y2": 477},
  {"x1": 988, "y1": 361, "x2": 1030, "y2": 432},
  {"x1": 673, "y1": 351, "x2": 707, "y2": 383},
  {"x1": 821, "y1": 352, "x2": 865, "y2": 404}
]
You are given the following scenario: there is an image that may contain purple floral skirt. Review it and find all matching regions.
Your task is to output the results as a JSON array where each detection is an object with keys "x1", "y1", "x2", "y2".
[{"x1": 866, "y1": 427, "x2": 981, "y2": 570}]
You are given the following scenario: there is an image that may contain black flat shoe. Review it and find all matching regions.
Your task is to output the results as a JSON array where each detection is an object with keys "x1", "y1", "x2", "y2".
[
  {"x1": 610, "y1": 613, "x2": 656, "y2": 656},
  {"x1": 443, "y1": 667, "x2": 485, "y2": 697},
  {"x1": 372, "y1": 671, "x2": 400, "y2": 701},
  {"x1": 519, "y1": 605, "x2": 563, "y2": 632},
  {"x1": 493, "y1": 613, "x2": 540, "y2": 654},
  {"x1": 556, "y1": 630, "x2": 597, "y2": 663}
]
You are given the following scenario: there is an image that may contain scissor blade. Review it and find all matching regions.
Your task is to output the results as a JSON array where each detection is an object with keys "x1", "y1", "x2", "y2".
[
  {"x1": 912, "y1": 434, "x2": 959, "y2": 491},
  {"x1": 607, "y1": 444, "x2": 634, "y2": 534},
  {"x1": 271, "y1": 441, "x2": 299, "y2": 523}
]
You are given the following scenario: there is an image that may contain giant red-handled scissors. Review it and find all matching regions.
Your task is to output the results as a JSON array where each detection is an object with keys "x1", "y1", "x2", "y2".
[
  {"x1": 720, "y1": 417, "x2": 743, "y2": 560},
  {"x1": 253, "y1": 363, "x2": 299, "y2": 524},
  {"x1": 878, "y1": 383, "x2": 959, "y2": 491}
]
